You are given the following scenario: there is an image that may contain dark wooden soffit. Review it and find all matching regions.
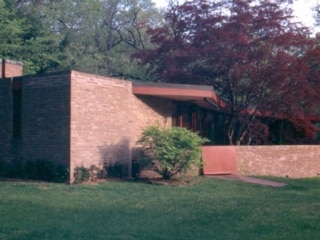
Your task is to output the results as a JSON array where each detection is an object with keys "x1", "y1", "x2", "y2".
[{"x1": 132, "y1": 82, "x2": 226, "y2": 110}]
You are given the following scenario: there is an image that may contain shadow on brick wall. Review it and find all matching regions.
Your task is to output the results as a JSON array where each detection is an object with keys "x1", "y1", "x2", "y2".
[
  {"x1": 98, "y1": 138, "x2": 131, "y2": 177},
  {"x1": 137, "y1": 95, "x2": 173, "y2": 119}
]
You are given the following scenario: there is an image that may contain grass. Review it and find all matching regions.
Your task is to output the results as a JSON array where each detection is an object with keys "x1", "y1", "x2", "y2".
[{"x1": 0, "y1": 176, "x2": 319, "y2": 240}]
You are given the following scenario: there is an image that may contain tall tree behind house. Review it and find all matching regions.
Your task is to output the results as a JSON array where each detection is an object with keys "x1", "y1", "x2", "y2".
[{"x1": 134, "y1": 0, "x2": 320, "y2": 145}]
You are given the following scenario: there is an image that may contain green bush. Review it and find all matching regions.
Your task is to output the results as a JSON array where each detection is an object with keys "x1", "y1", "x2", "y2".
[
  {"x1": 88, "y1": 165, "x2": 106, "y2": 181},
  {"x1": 73, "y1": 167, "x2": 90, "y2": 184},
  {"x1": 73, "y1": 165, "x2": 108, "y2": 183},
  {"x1": 105, "y1": 162, "x2": 126, "y2": 178},
  {"x1": 137, "y1": 125, "x2": 208, "y2": 179},
  {"x1": 0, "y1": 159, "x2": 69, "y2": 183}
]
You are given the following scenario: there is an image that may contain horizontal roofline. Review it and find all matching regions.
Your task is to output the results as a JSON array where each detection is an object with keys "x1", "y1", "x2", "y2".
[
  {"x1": 0, "y1": 59, "x2": 23, "y2": 65},
  {"x1": 133, "y1": 81, "x2": 215, "y2": 91},
  {"x1": 132, "y1": 81, "x2": 226, "y2": 110}
]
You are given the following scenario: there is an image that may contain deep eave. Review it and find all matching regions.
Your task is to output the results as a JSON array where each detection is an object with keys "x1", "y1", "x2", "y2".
[{"x1": 132, "y1": 82, "x2": 226, "y2": 110}]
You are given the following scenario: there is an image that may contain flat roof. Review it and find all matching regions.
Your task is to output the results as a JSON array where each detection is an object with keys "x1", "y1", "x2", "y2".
[{"x1": 132, "y1": 82, "x2": 226, "y2": 110}]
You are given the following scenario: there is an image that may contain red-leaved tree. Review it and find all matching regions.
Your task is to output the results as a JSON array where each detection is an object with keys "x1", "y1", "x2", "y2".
[{"x1": 134, "y1": 0, "x2": 320, "y2": 145}]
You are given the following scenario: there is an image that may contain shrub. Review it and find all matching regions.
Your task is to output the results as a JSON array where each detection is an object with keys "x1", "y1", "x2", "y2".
[
  {"x1": 137, "y1": 125, "x2": 208, "y2": 179},
  {"x1": 73, "y1": 167, "x2": 90, "y2": 184},
  {"x1": 0, "y1": 159, "x2": 68, "y2": 183},
  {"x1": 105, "y1": 162, "x2": 126, "y2": 178},
  {"x1": 73, "y1": 165, "x2": 108, "y2": 183},
  {"x1": 88, "y1": 165, "x2": 103, "y2": 181}
]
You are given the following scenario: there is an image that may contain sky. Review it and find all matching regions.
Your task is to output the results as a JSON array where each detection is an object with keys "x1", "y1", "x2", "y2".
[{"x1": 152, "y1": 0, "x2": 320, "y2": 33}]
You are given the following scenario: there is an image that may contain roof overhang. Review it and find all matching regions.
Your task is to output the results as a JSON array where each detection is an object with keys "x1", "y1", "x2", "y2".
[
  {"x1": 132, "y1": 82, "x2": 226, "y2": 110},
  {"x1": 132, "y1": 82, "x2": 320, "y2": 122}
]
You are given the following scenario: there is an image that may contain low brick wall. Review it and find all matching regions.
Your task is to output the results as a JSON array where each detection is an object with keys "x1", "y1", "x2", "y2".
[
  {"x1": 203, "y1": 145, "x2": 320, "y2": 178},
  {"x1": 237, "y1": 145, "x2": 320, "y2": 178}
]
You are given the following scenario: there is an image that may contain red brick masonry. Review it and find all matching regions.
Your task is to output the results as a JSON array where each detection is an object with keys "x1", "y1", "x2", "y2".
[{"x1": 203, "y1": 145, "x2": 320, "y2": 178}]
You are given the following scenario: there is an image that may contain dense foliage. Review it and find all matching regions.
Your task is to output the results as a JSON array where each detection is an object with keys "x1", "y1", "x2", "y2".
[
  {"x1": 0, "y1": 159, "x2": 68, "y2": 183},
  {"x1": 134, "y1": 0, "x2": 320, "y2": 144},
  {"x1": 0, "y1": 0, "x2": 163, "y2": 77},
  {"x1": 137, "y1": 125, "x2": 208, "y2": 179}
]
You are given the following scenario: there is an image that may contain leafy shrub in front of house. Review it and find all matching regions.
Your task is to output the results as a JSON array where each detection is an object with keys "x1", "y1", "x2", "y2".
[
  {"x1": 0, "y1": 159, "x2": 69, "y2": 183},
  {"x1": 72, "y1": 162, "x2": 128, "y2": 183},
  {"x1": 73, "y1": 165, "x2": 108, "y2": 184},
  {"x1": 73, "y1": 167, "x2": 90, "y2": 184},
  {"x1": 0, "y1": 160, "x2": 24, "y2": 179},
  {"x1": 137, "y1": 125, "x2": 208, "y2": 179},
  {"x1": 104, "y1": 162, "x2": 127, "y2": 178},
  {"x1": 89, "y1": 165, "x2": 106, "y2": 180}
]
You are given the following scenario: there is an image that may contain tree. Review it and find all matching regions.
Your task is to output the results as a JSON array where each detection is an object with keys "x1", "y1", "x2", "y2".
[
  {"x1": 0, "y1": 0, "x2": 25, "y2": 59},
  {"x1": 92, "y1": 0, "x2": 163, "y2": 78},
  {"x1": 314, "y1": 3, "x2": 320, "y2": 27},
  {"x1": 0, "y1": 0, "x2": 66, "y2": 74},
  {"x1": 2, "y1": 0, "x2": 163, "y2": 77},
  {"x1": 137, "y1": 125, "x2": 207, "y2": 179},
  {"x1": 299, "y1": 34, "x2": 320, "y2": 136},
  {"x1": 134, "y1": 0, "x2": 320, "y2": 145},
  {"x1": 22, "y1": 0, "x2": 162, "y2": 77}
]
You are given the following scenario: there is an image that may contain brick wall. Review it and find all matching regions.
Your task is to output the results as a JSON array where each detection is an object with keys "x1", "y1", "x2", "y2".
[
  {"x1": 0, "y1": 59, "x2": 23, "y2": 163},
  {"x1": 237, "y1": 145, "x2": 320, "y2": 178},
  {"x1": 1, "y1": 70, "x2": 174, "y2": 182},
  {"x1": 131, "y1": 95, "x2": 174, "y2": 179},
  {"x1": 203, "y1": 145, "x2": 320, "y2": 178},
  {"x1": 70, "y1": 71, "x2": 133, "y2": 178},
  {"x1": 19, "y1": 71, "x2": 71, "y2": 166},
  {"x1": 0, "y1": 79, "x2": 13, "y2": 163},
  {"x1": 69, "y1": 71, "x2": 174, "y2": 181},
  {"x1": 0, "y1": 59, "x2": 23, "y2": 78},
  {"x1": 131, "y1": 95, "x2": 174, "y2": 151}
]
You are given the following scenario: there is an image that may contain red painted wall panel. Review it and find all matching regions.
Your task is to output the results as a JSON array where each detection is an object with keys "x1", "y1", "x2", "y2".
[{"x1": 202, "y1": 146, "x2": 238, "y2": 175}]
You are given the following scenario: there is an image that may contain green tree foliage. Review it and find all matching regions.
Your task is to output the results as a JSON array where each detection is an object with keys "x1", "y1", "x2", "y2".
[
  {"x1": 73, "y1": 0, "x2": 161, "y2": 78},
  {"x1": 1, "y1": 0, "x2": 163, "y2": 77},
  {"x1": 134, "y1": 0, "x2": 320, "y2": 145},
  {"x1": 137, "y1": 125, "x2": 208, "y2": 179},
  {"x1": 0, "y1": 0, "x2": 66, "y2": 74},
  {"x1": 314, "y1": 3, "x2": 320, "y2": 27},
  {"x1": 0, "y1": 0, "x2": 25, "y2": 58}
]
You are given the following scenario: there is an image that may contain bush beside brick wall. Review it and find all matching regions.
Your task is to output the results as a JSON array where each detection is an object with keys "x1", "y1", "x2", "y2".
[
  {"x1": 132, "y1": 95, "x2": 174, "y2": 152},
  {"x1": 70, "y1": 71, "x2": 134, "y2": 180},
  {"x1": 1, "y1": 70, "x2": 175, "y2": 183},
  {"x1": 69, "y1": 71, "x2": 174, "y2": 181}
]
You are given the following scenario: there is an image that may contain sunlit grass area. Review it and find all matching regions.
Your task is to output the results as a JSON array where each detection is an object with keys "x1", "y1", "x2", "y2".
[{"x1": 0, "y1": 177, "x2": 319, "y2": 240}]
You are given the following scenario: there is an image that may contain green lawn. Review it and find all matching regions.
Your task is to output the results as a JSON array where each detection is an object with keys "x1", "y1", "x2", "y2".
[{"x1": 0, "y1": 177, "x2": 319, "y2": 240}]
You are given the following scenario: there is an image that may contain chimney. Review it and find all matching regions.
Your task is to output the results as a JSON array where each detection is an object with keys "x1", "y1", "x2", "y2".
[{"x1": 0, "y1": 59, "x2": 23, "y2": 78}]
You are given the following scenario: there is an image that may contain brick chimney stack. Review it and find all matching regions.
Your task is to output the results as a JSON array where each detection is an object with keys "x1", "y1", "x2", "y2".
[{"x1": 0, "y1": 59, "x2": 23, "y2": 78}]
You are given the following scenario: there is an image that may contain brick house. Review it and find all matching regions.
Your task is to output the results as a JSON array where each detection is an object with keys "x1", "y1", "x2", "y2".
[
  {"x1": 1, "y1": 60, "x2": 225, "y2": 181},
  {"x1": 1, "y1": 59, "x2": 320, "y2": 181}
]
